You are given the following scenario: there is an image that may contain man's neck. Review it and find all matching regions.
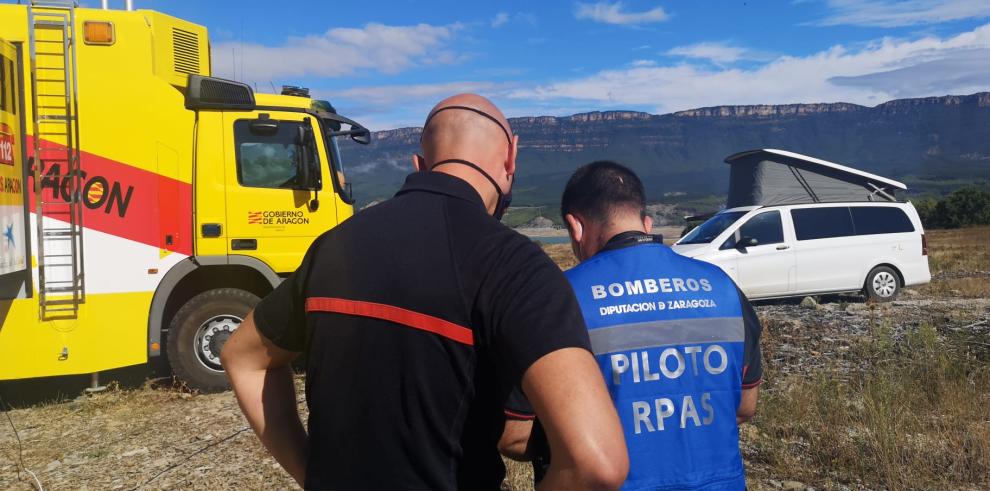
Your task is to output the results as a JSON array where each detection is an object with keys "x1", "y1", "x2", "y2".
[
  {"x1": 597, "y1": 219, "x2": 649, "y2": 246},
  {"x1": 431, "y1": 166, "x2": 496, "y2": 214}
]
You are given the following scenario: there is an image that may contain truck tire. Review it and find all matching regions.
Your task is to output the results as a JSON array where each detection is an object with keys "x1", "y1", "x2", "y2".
[
  {"x1": 864, "y1": 266, "x2": 899, "y2": 302},
  {"x1": 167, "y1": 288, "x2": 260, "y2": 392}
]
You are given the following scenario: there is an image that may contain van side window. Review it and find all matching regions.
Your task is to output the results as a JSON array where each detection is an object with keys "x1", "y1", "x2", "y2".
[
  {"x1": 721, "y1": 210, "x2": 783, "y2": 249},
  {"x1": 233, "y1": 119, "x2": 320, "y2": 190},
  {"x1": 791, "y1": 207, "x2": 854, "y2": 240},
  {"x1": 850, "y1": 206, "x2": 914, "y2": 235}
]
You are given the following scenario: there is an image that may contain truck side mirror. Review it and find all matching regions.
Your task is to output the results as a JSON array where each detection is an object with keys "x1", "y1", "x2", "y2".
[{"x1": 351, "y1": 128, "x2": 371, "y2": 145}]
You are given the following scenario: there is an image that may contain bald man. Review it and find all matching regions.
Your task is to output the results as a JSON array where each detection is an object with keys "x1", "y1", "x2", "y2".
[{"x1": 221, "y1": 94, "x2": 628, "y2": 490}]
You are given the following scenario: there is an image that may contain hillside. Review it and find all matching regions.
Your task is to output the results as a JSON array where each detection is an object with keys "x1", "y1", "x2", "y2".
[{"x1": 340, "y1": 92, "x2": 990, "y2": 208}]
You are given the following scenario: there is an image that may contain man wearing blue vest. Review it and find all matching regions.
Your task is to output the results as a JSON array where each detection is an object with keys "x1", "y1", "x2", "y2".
[{"x1": 501, "y1": 161, "x2": 762, "y2": 490}]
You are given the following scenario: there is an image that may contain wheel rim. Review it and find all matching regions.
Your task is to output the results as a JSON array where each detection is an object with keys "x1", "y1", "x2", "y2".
[
  {"x1": 193, "y1": 315, "x2": 242, "y2": 372},
  {"x1": 872, "y1": 271, "x2": 897, "y2": 298}
]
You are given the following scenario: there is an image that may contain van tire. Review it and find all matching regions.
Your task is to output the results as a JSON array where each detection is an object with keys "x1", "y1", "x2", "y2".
[
  {"x1": 864, "y1": 266, "x2": 899, "y2": 302},
  {"x1": 167, "y1": 288, "x2": 260, "y2": 393}
]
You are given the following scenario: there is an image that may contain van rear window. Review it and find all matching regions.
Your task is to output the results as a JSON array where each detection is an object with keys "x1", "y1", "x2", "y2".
[
  {"x1": 791, "y1": 207, "x2": 854, "y2": 240},
  {"x1": 850, "y1": 206, "x2": 914, "y2": 235}
]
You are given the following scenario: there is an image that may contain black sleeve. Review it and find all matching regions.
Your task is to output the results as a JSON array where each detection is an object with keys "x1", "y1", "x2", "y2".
[
  {"x1": 504, "y1": 386, "x2": 535, "y2": 420},
  {"x1": 253, "y1": 237, "x2": 322, "y2": 352},
  {"x1": 737, "y1": 286, "x2": 763, "y2": 388},
  {"x1": 477, "y1": 235, "x2": 592, "y2": 386}
]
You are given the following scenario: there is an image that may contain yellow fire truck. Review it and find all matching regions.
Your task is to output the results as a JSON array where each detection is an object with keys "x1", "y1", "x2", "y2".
[{"x1": 0, "y1": 1, "x2": 369, "y2": 391}]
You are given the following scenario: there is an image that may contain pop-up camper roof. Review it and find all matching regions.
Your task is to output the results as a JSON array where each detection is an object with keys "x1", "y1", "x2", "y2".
[{"x1": 724, "y1": 149, "x2": 907, "y2": 208}]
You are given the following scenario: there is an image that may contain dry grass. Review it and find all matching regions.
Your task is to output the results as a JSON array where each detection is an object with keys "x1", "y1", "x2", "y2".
[
  {"x1": 916, "y1": 226, "x2": 990, "y2": 298},
  {"x1": 924, "y1": 226, "x2": 990, "y2": 276},
  {"x1": 541, "y1": 243, "x2": 579, "y2": 270},
  {"x1": 746, "y1": 323, "x2": 990, "y2": 490},
  {"x1": 0, "y1": 380, "x2": 300, "y2": 490}
]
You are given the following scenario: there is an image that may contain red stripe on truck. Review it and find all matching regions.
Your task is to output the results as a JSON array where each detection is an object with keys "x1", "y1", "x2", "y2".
[{"x1": 26, "y1": 137, "x2": 193, "y2": 256}]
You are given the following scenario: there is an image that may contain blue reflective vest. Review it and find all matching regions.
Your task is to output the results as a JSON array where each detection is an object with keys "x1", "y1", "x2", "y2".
[{"x1": 565, "y1": 242, "x2": 747, "y2": 490}]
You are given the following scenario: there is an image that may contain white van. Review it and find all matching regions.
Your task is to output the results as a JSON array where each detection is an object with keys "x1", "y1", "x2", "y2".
[
  {"x1": 672, "y1": 202, "x2": 931, "y2": 301},
  {"x1": 671, "y1": 149, "x2": 931, "y2": 301}
]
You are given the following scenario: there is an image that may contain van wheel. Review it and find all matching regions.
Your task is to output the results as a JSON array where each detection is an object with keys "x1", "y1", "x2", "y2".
[
  {"x1": 865, "y1": 266, "x2": 899, "y2": 302},
  {"x1": 167, "y1": 288, "x2": 260, "y2": 393}
]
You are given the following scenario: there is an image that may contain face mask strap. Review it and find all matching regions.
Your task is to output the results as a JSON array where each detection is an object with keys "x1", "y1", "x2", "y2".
[
  {"x1": 420, "y1": 106, "x2": 513, "y2": 146},
  {"x1": 430, "y1": 158, "x2": 513, "y2": 220}
]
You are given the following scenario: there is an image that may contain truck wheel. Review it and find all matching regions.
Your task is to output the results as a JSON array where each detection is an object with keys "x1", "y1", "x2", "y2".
[
  {"x1": 864, "y1": 266, "x2": 899, "y2": 302},
  {"x1": 167, "y1": 288, "x2": 260, "y2": 392}
]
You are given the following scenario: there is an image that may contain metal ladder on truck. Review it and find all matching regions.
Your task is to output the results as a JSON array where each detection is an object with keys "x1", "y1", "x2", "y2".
[{"x1": 29, "y1": 0, "x2": 85, "y2": 320}]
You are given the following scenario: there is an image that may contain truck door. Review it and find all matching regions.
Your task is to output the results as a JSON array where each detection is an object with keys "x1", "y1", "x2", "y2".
[{"x1": 221, "y1": 111, "x2": 337, "y2": 273}]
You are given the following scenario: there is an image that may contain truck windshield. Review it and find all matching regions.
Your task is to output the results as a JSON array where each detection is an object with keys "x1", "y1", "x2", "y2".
[{"x1": 679, "y1": 211, "x2": 747, "y2": 244}]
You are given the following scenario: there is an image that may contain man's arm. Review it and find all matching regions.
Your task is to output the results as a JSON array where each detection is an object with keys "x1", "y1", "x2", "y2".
[
  {"x1": 522, "y1": 348, "x2": 629, "y2": 491},
  {"x1": 220, "y1": 312, "x2": 307, "y2": 486},
  {"x1": 734, "y1": 285, "x2": 763, "y2": 426},
  {"x1": 737, "y1": 387, "x2": 759, "y2": 424},
  {"x1": 499, "y1": 418, "x2": 534, "y2": 461}
]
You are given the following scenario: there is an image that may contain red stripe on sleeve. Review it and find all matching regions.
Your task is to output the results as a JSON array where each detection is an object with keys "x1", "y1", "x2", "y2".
[
  {"x1": 504, "y1": 409, "x2": 536, "y2": 420},
  {"x1": 305, "y1": 297, "x2": 475, "y2": 346}
]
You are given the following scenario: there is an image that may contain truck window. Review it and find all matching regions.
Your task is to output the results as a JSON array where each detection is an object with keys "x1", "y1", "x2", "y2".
[
  {"x1": 721, "y1": 210, "x2": 783, "y2": 249},
  {"x1": 791, "y1": 207, "x2": 854, "y2": 240},
  {"x1": 234, "y1": 119, "x2": 319, "y2": 190},
  {"x1": 850, "y1": 206, "x2": 914, "y2": 235}
]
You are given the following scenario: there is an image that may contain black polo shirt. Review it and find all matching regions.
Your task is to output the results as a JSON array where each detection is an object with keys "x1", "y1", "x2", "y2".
[{"x1": 253, "y1": 171, "x2": 591, "y2": 490}]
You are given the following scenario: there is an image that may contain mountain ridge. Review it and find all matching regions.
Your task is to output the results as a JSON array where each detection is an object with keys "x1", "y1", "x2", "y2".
[{"x1": 342, "y1": 92, "x2": 990, "y2": 206}]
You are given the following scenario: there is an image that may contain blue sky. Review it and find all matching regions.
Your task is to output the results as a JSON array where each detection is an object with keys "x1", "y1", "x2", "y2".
[{"x1": 109, "y1": 1, "x2": 990, "y2": 129}]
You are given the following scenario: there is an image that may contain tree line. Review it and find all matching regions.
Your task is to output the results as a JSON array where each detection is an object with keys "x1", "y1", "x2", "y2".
[{"x1": 915, "y1": 187, "x2": 990, "y2": 229}]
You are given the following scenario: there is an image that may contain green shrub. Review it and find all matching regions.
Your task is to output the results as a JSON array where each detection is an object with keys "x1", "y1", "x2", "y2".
[{"x1": 918, "y1": 186, "x2": 990, "y2": 229}]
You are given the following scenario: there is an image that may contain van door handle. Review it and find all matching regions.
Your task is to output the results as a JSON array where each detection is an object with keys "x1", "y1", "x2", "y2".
[{"x1": 776, "y1": 245, "x2": 790, "y2": 250}]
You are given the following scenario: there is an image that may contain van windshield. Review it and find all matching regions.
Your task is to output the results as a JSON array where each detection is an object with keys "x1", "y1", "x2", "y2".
[{"x1": 679, "y1": 211, "x2": 747, "y2": 244}]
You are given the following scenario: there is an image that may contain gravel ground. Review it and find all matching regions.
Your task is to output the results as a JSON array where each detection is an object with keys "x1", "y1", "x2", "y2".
[{"x1": 1, "y1": 283, "x2": 988, "y2": 490}]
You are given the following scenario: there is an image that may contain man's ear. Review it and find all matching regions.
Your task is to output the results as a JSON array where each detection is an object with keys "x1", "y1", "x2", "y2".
[
  {"x1": 505, "y1": 134, "x2": 518, "y2": 177},
  {"x1": 643, "y1": 214, "x2": 654, "y2": 233},
  {"x1": 412, "y1": 154, "x2": 427, "y2": 172},
  {"x1": 565, "y1": 213, "x2": 583, "y2": 243}
]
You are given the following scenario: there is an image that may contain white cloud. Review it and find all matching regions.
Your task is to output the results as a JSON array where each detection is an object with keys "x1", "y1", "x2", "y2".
[
  {"x1": 213, "y1": 23, "x2": 460, "y2": 83},
  {"x1": 336, "y1": 81, "x2": 509, "y2": 108},
  {"x1": 510, "y1": 23, "x2": 990, "y2": 114},
  {"x1": 814, "y1": 0, "x2": 990, "y2": 27},
  {"x1": 574, "y1": 2, "x2": 669, "y2": 25},
  {"x1": 666, "y1": 41, "x2": 771, "y2": 64},
  {"x1": 324, "y1": 81, "x2": 517, "y2": 130},
  {"x1": 491, "y1": 11, "x2": 538, "y2": 28},
  {"x1": 492, "y1": 12, "x2": 510, "y2": 28}
]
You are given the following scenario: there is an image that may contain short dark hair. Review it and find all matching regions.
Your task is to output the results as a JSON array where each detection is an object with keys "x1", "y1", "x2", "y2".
[{"x1": 561, "y1": 161, "x2": 647, "y2": 225}]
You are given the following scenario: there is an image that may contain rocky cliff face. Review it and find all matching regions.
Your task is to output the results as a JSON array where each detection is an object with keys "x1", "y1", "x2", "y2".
[
  {"x1": 342, "y1": 92, "x2": 990, "y2": 205},
  {"x1": 673, "y1": 102, "x2": 866, "y2": 118}
]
